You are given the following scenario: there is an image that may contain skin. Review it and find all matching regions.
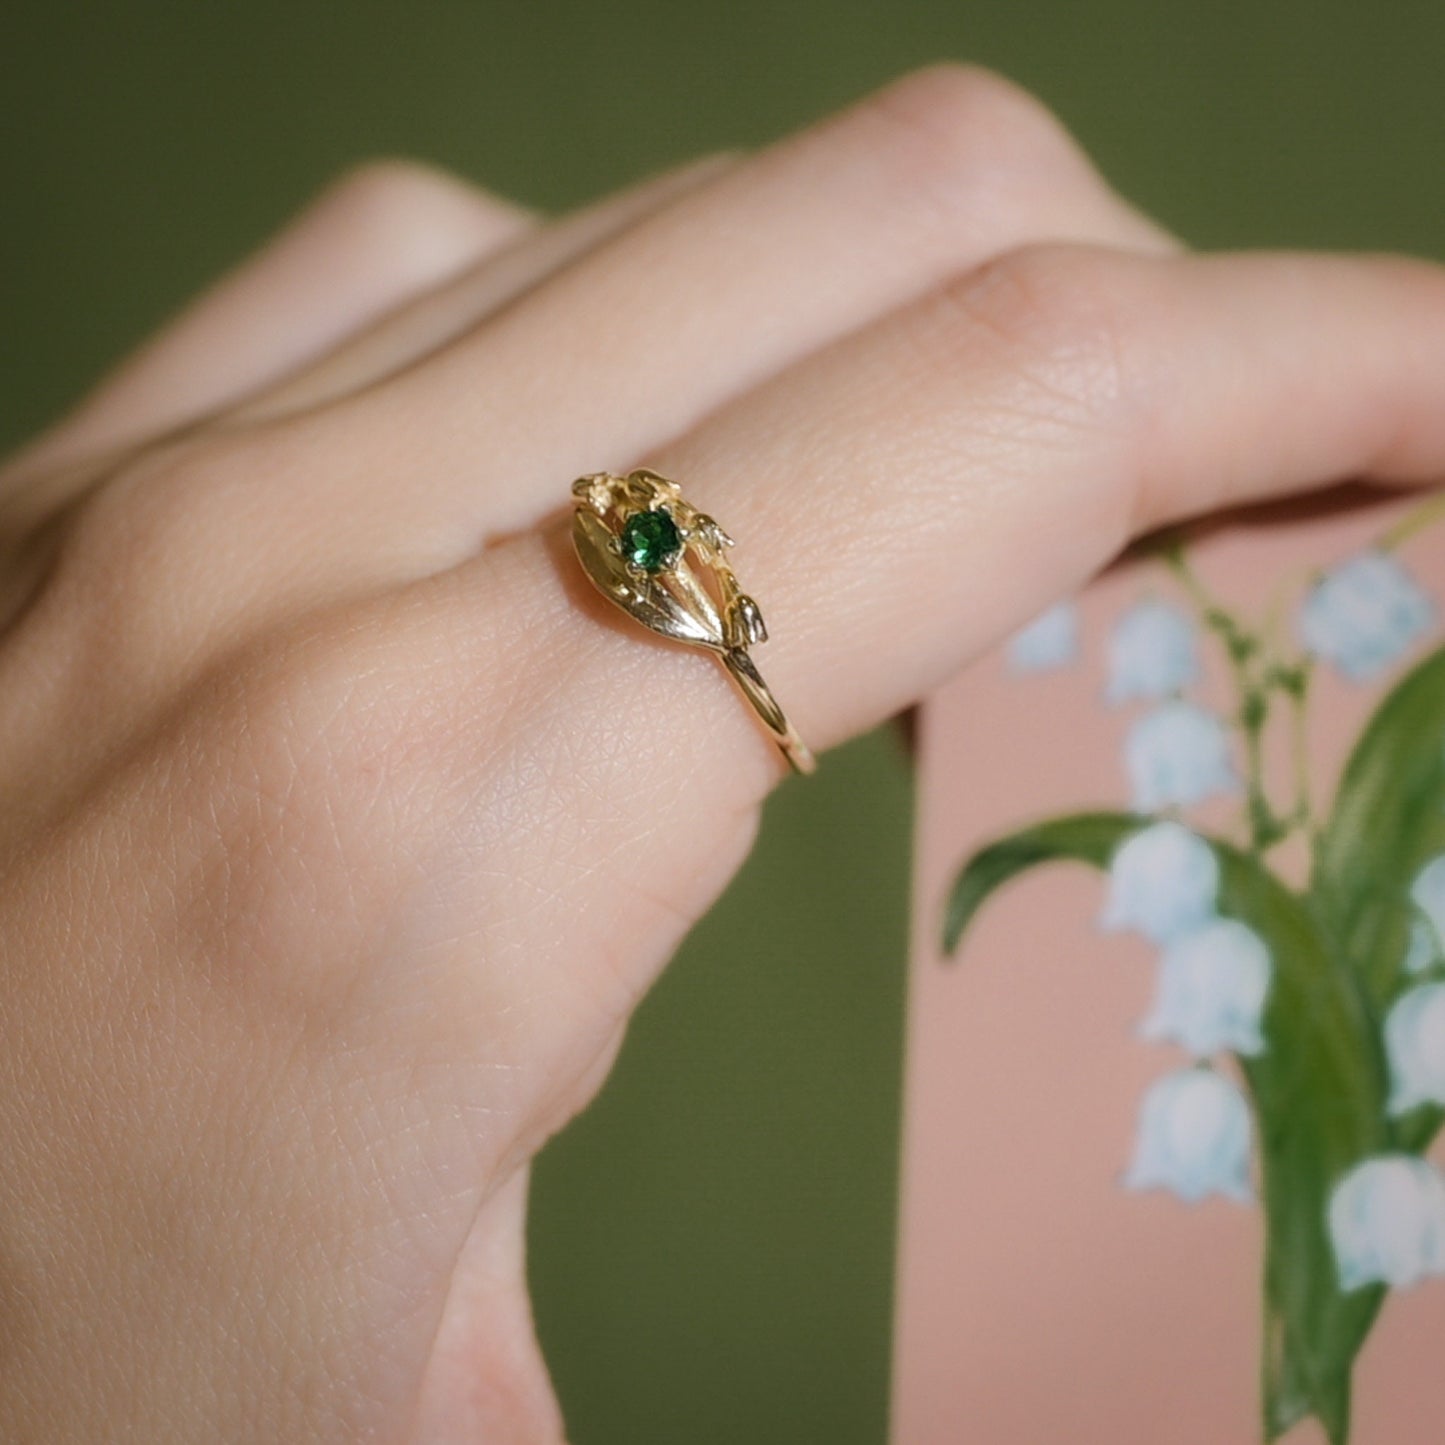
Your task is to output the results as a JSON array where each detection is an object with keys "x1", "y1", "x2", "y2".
[{"x1": 3, "y1": 60, "x2": 1445, "y2": 1443}]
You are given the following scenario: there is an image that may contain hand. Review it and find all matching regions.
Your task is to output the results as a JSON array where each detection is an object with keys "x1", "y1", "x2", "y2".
[{"x1": 3, "y1": 62, "x2": 1444, "y2": 1443}]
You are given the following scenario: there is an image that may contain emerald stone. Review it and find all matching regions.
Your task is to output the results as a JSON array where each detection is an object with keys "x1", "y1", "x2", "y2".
[{"x1": 621, "y1": 508, "x2": 682, "y2": 572}]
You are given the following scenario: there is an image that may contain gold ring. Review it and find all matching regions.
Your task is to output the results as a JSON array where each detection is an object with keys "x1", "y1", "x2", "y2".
[{"x1": 570, "y1": 468, "x2": 816, "y2": 777}]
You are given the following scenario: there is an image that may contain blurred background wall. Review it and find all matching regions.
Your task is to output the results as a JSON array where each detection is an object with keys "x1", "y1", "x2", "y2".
[{"x1": 3, "y1": 5, "x2": 1442, "y2": 1442}]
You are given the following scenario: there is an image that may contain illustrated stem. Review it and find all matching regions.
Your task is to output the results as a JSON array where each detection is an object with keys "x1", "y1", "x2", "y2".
[
  {"x1": 1242, "y1": 691, "x2": 1275, "y2": 856},
  {"x1": 1162, "y1": 537, "x2": 1214, "y2": 614},
  {"x1": 1289, "y1": 660, "x2": 1318, "y2": 845},
  {"x1": 1163, "y1": 544, "x2": 1279, "y2": 853}
]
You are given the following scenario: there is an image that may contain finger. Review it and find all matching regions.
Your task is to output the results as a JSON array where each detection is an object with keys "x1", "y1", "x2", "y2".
[
  {"x1": 11, "y1": 161, "x2": 532, "y2": 477},
  {"x1": 397, "y1": 242, "x2": 1445, "y2": 1059},
  {"x1": 296, "y1": 63, "x2": 1179, "y2": 568},
  {"x1": 224, "y1": 151, "x2": 743, "y2": 424}
]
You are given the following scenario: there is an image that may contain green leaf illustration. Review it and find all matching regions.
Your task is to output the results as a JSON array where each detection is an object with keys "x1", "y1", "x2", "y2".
[
  {"x1": 1302, "y1": 640, "x2": 1445, "y2": 1405},
  {"x1": 941, "y1": 811, "x2": 1389, "y2": 1445},
  {"x1": 1311, "y1": 642, "x2": 1445, "y2": 1013},
  {"x1": 940, "y1": 811, "x2": 1131, "y2": 955}
]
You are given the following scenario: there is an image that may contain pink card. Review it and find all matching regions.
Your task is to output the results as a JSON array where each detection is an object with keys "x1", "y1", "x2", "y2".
[{"x1": 893, "y1": 487, "x2": 1445, "y2": 1445}]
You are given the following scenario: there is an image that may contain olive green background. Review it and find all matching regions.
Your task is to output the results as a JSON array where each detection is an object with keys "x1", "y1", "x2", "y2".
[{"x1": 3, "y1": 5, "x2": 1442, "y2": 1441}]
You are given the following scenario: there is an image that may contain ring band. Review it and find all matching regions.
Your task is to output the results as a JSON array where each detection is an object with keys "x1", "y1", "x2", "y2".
[{"x1": 570, "y1": 468, "x2": 816, "y2": 776}]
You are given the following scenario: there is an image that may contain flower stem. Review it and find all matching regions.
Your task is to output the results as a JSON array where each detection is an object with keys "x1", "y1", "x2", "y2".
[
  {"x1": 1163, "y1": 545, "x2": 1282, "y2": 854},
  {"x1": 1290, "y1": 661, "x2": 1315, "y2": 828}
]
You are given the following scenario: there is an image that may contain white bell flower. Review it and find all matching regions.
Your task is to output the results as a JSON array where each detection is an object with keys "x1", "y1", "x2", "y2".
[
  {"x1": 1328, "y1": 1155, "x2": 1445, "y2": 1291},
  {"x1": 1124, "y1": 700, "x2": 1239, "y2": 813},
  {"x1": 1386, "y1": 983, "x2": 1445, "y2": 1115},
  {"x1": 1123, "y1": 1066, "x2": 1254, "y2": 1204},
  {"x1": 1105, "y1": 598, "x2": 1199, "y2": 705},
  {"x1": 1405, "y1": 919, "x2": 1440, "y2": 977},
  {"x1": 1297, "y1": 549, "x2": 1434, "y2": 683},
  {"x1": 1099, "y1": 820, "x2": 1220, "y2": 944},
  {"x1": 1006, "y1": 599, "x2": 1079, "y2": 674},
  {"x1": 1140, "y1": 917, "x2": 1272, "y2": 1058},
  {"x1": 1406, "y1": 855, "x2": 1445, "y2": 974}
]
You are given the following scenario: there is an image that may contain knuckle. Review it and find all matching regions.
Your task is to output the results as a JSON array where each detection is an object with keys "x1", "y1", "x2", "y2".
[
  {"x1": 931, "y1": 241, "x2": 1155, "y2": 431},
  {"x1": 320, "y1": 156, "x2": 461, "y2": 213},
  {"x1": 45, "y1": 438, "x2": 207, "y2": 624},
  {"x1": 861, "y1": 61, "x2": 1095, "y2": 218},
  {"x1": 876, "y1": 61, "x2": 1074, "y2": 153},
  {"x1": 47, "y1": 430, "x2": 265, "y2": 625},
  {"x1": 26, "y1": 428, "x2": 306, "y2": 708},
  {"x1": 315, "y1": 157, "x2": 525, "y2": 253}
]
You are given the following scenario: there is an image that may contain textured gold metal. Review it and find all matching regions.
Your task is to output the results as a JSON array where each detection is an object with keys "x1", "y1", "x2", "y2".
[{"x1": 570, "y1": 468, "x2": 817, "y2": 776}]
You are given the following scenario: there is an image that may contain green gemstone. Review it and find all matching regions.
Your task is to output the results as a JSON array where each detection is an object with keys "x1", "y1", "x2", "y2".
[{"x1": 621, "y1": 508, "x2": 682, "y2": 572}]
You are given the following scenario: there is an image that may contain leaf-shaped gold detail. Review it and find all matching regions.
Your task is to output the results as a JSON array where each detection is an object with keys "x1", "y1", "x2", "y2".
[{"x1": 572, "y1": 507, "x2": 725, "y2": 649}]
